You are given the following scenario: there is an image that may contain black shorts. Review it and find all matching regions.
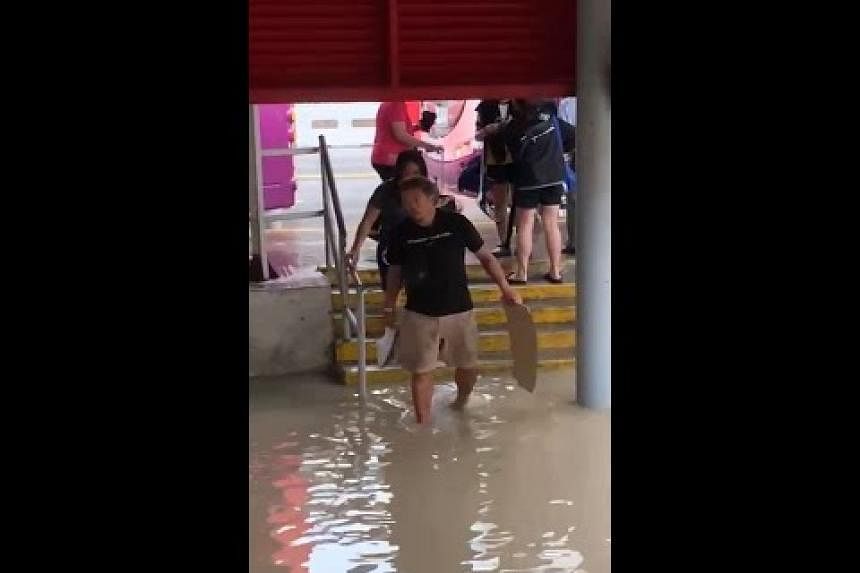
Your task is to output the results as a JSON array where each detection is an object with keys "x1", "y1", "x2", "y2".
[
  {"x1": 514, "y1": 184, "x2": 564, "y2": 209},
  {"x1": 372, "y1": 163, "x2": 396, "y2": 181},
  {"x1": 486, "y1": 164, "x2": 513, "y2": 183}
]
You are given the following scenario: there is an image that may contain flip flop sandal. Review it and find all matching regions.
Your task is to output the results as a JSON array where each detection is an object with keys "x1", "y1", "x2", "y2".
[
  {"x1": 543, "y1": 273, "x2": 564, "y2": 284},
  {"x1": 506, "y1": 272, "x2": 528, "y2": 285}
]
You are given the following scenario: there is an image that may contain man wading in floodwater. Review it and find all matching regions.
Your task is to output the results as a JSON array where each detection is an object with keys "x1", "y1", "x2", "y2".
[{"x1": 384, "y1": 176, "x2": 522, "y2": 424}]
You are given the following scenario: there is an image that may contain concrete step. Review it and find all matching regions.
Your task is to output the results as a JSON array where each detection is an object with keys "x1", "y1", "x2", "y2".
[
  {"x1": 332, "y1": 282, "x2": 576, "y2": 311},
  {"x1": 333, "y1": 304, "x2": 576, "y2": 338},
  {"x1": 337, "y1": 358, "x2": 575, "y2": 385},
  {"x1": 321, "y1": 258, "x2": 575, "y2": 288},
  {"x1": 335, "y1": 325, "x2": 576, "y2": 363}
]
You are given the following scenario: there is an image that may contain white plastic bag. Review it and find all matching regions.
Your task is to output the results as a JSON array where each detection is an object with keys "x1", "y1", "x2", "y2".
[
  {"x1": 270, "y1": 265, "x2": 330, "y2": 288},
  {"x1": 376, "y1": 327, "x2": 398, "y2": 367}
]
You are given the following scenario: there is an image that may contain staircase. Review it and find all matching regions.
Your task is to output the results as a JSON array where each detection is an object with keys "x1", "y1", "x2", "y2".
[{"x1": 323, "y1": 260, "x2": 576, "y2": 385}]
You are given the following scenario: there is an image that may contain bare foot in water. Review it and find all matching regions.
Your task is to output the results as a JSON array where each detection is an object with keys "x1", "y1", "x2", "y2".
[{"x1": 450, "y1": 368, "x2": 477, "y2": 411}]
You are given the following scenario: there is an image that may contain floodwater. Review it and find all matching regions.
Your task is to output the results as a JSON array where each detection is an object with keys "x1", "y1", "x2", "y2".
[{"x1": 250, "y1": 368, "x2": 609, "y2": 572}]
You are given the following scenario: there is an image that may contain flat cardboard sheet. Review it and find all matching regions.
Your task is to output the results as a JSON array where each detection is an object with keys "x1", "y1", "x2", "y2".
[{"x1": 503, "y1": 303, "x2": 538, "y2": 392}]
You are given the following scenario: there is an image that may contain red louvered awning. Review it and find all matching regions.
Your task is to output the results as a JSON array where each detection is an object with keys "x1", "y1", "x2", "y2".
[{"x1": 250, "y1": 0, "x2": 576, "y2": 103}]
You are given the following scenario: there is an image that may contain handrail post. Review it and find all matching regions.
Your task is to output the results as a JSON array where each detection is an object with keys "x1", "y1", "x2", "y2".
[
  {"x1": 357, "y1": 284, "x2": 367, "y2": 401},
  {"x1": 318, "y1": 133, "x2": 368, "y2": 402},
  {"x1": 321, "y1": 151, "x2": 332, "y2": 270},
  {"x1": 250, "y1": 105, "x2": 269, "y2": 280},
  {"x1": 339, "y1": 260, "x2": 351, "y2": 339},
  {"x1": 320, "y1": 135, "x2": 353, "y2": 339},
  {"x1": 478, "y1": 146, "x2": 485, "y2": 205}
]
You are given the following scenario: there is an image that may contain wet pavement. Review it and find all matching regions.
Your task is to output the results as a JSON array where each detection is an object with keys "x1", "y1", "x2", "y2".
[{"x1": 250, "y1": 368, "x2": 610, "y2": 572}]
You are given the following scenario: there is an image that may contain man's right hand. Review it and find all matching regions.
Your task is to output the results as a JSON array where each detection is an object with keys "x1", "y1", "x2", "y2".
[
  {"x1": 345, "y1": 248, "x2": 360, "y2": 271},
  {"x1": 501, "y1": 287, "x2": 523, "y2": 306}
]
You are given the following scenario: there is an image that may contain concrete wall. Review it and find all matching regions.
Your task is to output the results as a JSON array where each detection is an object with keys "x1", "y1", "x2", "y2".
[{"x1": 249, "y1": 278, "x2": 334, "y2": 378}]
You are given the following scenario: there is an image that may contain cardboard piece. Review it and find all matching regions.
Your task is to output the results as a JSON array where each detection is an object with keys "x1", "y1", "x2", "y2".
[{"x1": 503, "y1": 303, "x2": 538, "y2": 392}]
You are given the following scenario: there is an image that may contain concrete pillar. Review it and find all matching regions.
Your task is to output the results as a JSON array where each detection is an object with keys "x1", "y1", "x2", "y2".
[{"x1": 575, "y1": 0, "x2": 611, "y2": 409}]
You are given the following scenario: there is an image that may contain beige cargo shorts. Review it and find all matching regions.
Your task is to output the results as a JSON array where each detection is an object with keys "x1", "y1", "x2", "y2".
[{"x1": 397, "y1": 309, "x2": 479, "y2": 374}]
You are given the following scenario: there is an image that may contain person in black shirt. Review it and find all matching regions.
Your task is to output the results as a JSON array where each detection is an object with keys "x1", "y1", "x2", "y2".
[
  {"x1": 347, "y1": 150, "x2": 427, "y2": 289},
  {"x1": 475, "y1": 99, "x2": 515, "y2": 257},
  {"x1": 496, "y1": 98, "x2": 575, "y2": 284},
  {"x1": 385, "y1": 176, "x2": 522, "y2": 424}
]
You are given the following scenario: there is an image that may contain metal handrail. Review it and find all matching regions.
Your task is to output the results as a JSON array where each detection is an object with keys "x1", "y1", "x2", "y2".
[
  {"x1": 318, "y1": 135, "x2": 367, "y2": 400},
  {"x1": 320, "y1": 136, "x2": 347, "y2": 239},
  {"x1": 253, "y1": 127, "x2": 368, "y2": 398}
]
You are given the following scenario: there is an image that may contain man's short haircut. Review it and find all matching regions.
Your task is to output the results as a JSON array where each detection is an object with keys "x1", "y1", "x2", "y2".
[{"x1": 398, "y1": 175, "x2": 439, "y2": 198}]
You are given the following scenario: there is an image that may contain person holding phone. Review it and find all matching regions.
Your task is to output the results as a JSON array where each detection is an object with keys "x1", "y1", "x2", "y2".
[{"x1": 371, "y1": 102, "x2": 443, "y2": 181}]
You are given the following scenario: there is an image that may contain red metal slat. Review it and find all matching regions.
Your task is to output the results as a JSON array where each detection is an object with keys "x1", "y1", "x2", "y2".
[
  {"x1": 251, "y1": 29, "x2": 383, "y2": 41},
  {"x1": 251, "y1": 41, "x2": 380, "y2": 54},
  {"x1": 249, "y1": 0, "x2": 576, "y2": 103},
  {"x1": 398, "y1": 2, "x2": 529, "y2": 12},
  {"x1": 251, "y1": 82, "x2": 574, "y2": 104},
  {"x1": 251, "y1": 4, "x2": 379, "y2": 17},
  {"x1": 388, "y1": 0, "x2": 400, "y2": 87}
]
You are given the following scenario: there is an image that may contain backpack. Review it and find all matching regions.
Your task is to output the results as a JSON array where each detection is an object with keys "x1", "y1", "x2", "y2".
[
  {"x1": 516, "y1": 118, "x2": 566, "y2": 189},
  {"x1": 457, "y1": 154, "x2": 482, "y2": 198}
]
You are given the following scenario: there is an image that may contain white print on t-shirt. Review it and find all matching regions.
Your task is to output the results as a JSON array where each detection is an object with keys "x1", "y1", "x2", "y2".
[{"x1": 405, "y1": 232, "x2": 453, "y2": 245}]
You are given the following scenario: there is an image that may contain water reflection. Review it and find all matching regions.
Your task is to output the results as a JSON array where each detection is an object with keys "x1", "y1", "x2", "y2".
[
  {"x1": 250, "y1": 371, "x2": 609, "y2": 572},
  {"x1": 259, "y1": 404, "x2": 398, "y2": 570},
  {"x1": 439, "y1": 378, "x2": 602, "y2": 573}
]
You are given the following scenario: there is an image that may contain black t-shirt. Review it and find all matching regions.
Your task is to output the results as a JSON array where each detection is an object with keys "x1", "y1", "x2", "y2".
[
  {"x1": 502, "y1": 113, "x2": 575, "y2": 189},
  {"x1": 386, "y1": 209, "x2": 484, "y2": 316},
  {"x1": 368, "y1": 179, "x2": 407, "y2": 243},
  {"x1": 475, "y1": 100, "x2": 509, "y2": 164},
  {"x1": 475, "y1": 100, "x2": 501, "y2": 128}
]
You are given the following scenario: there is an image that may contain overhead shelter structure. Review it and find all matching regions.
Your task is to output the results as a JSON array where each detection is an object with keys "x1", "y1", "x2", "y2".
[{"x1": 248, "y1": 0, "x2": 610, "y2": 409}]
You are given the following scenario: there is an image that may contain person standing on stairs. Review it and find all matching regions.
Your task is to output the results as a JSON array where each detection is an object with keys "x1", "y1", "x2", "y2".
[
  {"x1": 501, "y1": 99, "x2": 575, "y2": 285},
  {"x1": 383, "y1": 176, "x2": 522, "y2": 424},
  {"x1": 347, "y1": 150, "x2": 428, "y2": 290},
  {"x1": 371, "y1": 101, "x2": 442, "y2": 181},
  {"x1": 558, "y1": 96, "x2": 578, "y2": 256},
  {"x1": 475, "y1": 99, "x2": 515, "y2": 258}
]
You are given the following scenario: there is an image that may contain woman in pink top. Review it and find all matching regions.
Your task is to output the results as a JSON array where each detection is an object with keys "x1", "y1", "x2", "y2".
[{"x1": 371, "y1": 102, "x2": 442, "y2": 180}]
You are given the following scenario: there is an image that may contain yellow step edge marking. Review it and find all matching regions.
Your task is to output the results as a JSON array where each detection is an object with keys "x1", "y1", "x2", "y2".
[
  {"x1": 336, "y1": 306, "x2": 576, "y2": 337},
  {"x1": 341, "y1": 358, "x2": 575, "y2": 385},
  {"x1": 324, "y1": 266, "x2": 514, "y2": 283},
  {"x1": 321, "y1": 263, "x2": 573, "y2": 285},
  {"x1": 336, "y1": 329, "x2": 576, "y2": 362},
  {"x1": 331, "y1": 283, "x2": 576, "y2": 310}
]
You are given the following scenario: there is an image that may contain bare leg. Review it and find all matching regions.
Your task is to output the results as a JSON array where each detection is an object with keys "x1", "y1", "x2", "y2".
[
  {"x1": 540, "y1": 204, "x2": 563, "y2": 279},
  {"x1": 515, "y1": 207, "x2": 536, "y2": 281},
  {"x1": 504, "y1": 196, "x2": 517, "y2": 247},
  {"x1": 450, "y1": 367, "x2": 478, "y2": 410},
  {"x1": 411, "y1": 371, "x2": 435, "y2": 424},
  {"x1": 564, "y1": 194, "x2": 576, "y2": 250}
]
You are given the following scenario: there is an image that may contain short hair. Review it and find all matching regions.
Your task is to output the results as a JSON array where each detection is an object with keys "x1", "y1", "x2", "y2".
[
  {"x1": 398, "y1": 175, "x2": 439, "y2": 198},
  {"x1": 394, "y1": 149, "x2": 428, "y2": 180}
]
